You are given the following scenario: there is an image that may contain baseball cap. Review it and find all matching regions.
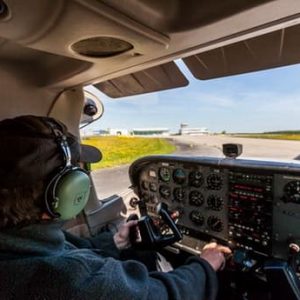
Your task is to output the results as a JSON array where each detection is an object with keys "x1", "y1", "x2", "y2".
[
  {"x1": 80, "y1": 144, "x2": 102, "y2": 163},
  {"x1": 0, "y1": 115, "x2": 101, "y2": 187}
]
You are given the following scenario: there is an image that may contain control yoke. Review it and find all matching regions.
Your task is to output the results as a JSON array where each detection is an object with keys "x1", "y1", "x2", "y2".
[{"x1": 130, "y1": 203, "x2": 182, "y2": 250}]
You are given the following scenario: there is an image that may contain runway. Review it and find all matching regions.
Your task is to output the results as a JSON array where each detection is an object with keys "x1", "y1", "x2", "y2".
[{"x1": 91, "y1": 135, "x2": 300, "y2": 199}]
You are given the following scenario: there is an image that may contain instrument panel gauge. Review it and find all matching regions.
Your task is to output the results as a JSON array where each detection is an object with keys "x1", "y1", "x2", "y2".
[
  {"x1": 149, "y1": 182, "x2": 157, "y2": 192},
  {"x1": 207, "y1": 195, "x2": 223, "y2": 211},
  {"x1": 141, "y1": 180, "x2": 148, "y2": 191},
  {"x1": 159, "y1": 185, "x2": 171, "y2": 199},
  {"x1": 174, "y1": 187, "x2": 185, "y2": 202},
  {"x1": 207, "y1": 173, "x2": 223, "y2": 190},
  {"x1": 173, "y1": 168, "x2": 186, "y2": 184},
  {"x1": 189, "y1": 171, "x2": 204, "y2": 187},
  {"x1": 190, "y1": 210, "x2": 204, "y2": 226},
  {"x1": 189, "y1": 191, "x2": 204, "y2": 207},
  {"x1": 283, "y1": 180, "x2": 300, "y2": 203},
  {"x1": 207, "y1": 216, "x2": 223, "y2": 232},
  {"x1": 159, "y1": 167, "x2": 171, "y2": 182}
]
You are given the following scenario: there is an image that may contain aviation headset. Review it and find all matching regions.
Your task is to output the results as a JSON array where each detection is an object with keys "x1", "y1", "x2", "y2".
[{"x1": 44, "y1": 119, "x2": 91, "y2": 220}]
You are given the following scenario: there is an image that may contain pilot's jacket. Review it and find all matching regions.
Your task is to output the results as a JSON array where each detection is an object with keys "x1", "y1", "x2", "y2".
[{"x1": 0, "y1": 222, "x2": 218, "y2": 300}]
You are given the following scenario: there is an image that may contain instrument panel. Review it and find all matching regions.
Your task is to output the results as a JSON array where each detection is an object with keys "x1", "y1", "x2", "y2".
[{"x1": 129, "y1": 155, "x2": 300, "y2": 260}]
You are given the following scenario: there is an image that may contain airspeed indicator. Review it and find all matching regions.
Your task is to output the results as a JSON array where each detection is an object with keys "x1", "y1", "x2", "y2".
[{"x1": 159, "y1": 167, "x2": 171, "y2": 182}]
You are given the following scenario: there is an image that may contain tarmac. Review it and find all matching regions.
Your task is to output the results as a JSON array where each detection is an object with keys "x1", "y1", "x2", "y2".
[{"x1": 91, "y1": 135, "x2": 300, "y2": 198}]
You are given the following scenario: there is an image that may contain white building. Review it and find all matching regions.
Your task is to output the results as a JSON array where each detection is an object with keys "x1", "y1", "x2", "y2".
[
  {"x1": 179, "y1": 123, "x2": 208, "y2": 135},
  {"x1": 132, "y1": 128, "x2": 170, "y2": 136},
  {"x1": 80, "y1": 128, "x2": 104, "y2": 137},
  {"x1": 108, "y1": 128, "x2": 130, "y2": 136}
]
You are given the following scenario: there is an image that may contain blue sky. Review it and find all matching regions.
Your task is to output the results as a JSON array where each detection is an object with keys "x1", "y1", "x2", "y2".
[{"x1": 86, "y1": 60, "x2": 300, "y2": 133}]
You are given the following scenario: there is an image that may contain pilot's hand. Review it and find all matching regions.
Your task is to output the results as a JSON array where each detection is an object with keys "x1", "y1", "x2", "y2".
[
  {"x1": 200, "y1": 242, "x2": 232, "y2": 271},
  {"x1": 113, "y1": 220, "x2": 138, "y2": 250}
]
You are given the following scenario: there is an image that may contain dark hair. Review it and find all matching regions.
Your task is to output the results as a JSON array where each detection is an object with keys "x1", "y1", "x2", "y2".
[
  {"x1": 0, "y1": 181, "x2": 46, "y2": 229},
  {"x1": 0, "y1": 115, "x2": 81, "y2": 188},
  {"x1": 0, "y1": 115, "x2": 82, "y2": 228}
]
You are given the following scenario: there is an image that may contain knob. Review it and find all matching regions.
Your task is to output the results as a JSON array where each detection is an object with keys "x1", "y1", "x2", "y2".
[
  {"x1": 289, "y1": 242, "x2": 300, "y2": 254},
  {"x1": 129, "y1": 197, "x2": 139, "y2": 209}
]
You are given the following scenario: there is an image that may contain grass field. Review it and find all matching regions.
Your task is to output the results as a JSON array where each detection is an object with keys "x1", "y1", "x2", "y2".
[
  {"x1": 82, "y1": 136, "x2": 176, "y2": 169},
  {"x1": 234, "y1": 133, "x2": 300, "y2": 141}
]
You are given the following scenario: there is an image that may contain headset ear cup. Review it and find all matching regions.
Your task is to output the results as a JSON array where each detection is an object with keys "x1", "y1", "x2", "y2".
[
  {"x1": 45, "y1": 173, "x2": 62, "y2": 218},
  {"x1": 51, "y1": 169, "x2": 90, "y2": 220}
]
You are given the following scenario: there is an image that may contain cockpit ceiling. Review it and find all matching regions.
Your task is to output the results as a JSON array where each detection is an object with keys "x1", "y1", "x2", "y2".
[
  {"x1": 94, "y1": 61, "x2": 188, "y2": 98},
  {"x1": 183, "y1": 24, "x2": 300, "y2": 80},
  {"x1": 0, "y1": 39, "x2": 91, "y2": 86},
  {"x1": 94, "y1": 23, "x2": 300, "y2": 98},
  {"x1": 0, "y1": 0, "x2": 299, "y2": 93},
  {"x1": 100, "y1": 0, "x2": 273, "y2": 33}
]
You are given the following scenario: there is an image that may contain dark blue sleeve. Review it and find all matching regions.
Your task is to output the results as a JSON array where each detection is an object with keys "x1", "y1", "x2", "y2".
[
  {"x1": 78, "y1": 254, "x2": 218, "y2": 300},
  {"x1": 63, "y1": 231, "x2": 120, "y2": 259},
  {"x1": 149, "y1": 257, "x2": 218, "y2": 300}
]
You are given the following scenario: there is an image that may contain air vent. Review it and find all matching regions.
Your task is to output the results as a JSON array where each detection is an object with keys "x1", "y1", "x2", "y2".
[{"x1": 71, "y1": 37, "x2": 133, "y2": 58}]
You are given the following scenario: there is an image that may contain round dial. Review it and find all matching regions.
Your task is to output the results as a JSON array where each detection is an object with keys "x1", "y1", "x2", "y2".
[
  {"x1": 159, "y1": 185, "x2": 171, "y2": 199},
  {"x1": 190, "y1": 210, "x2": 204, "y2": 226},
  {"x1": 189, "y1": 190, "x2": 204, "y2": 207},
  {"x1": 141, "y1": 180, "x2": 148, "y2": 191},
  {"x1": 207, "y1": 195, "x2": 223, "y2": 211},
  {"x1": 207, "y1": 216, "x2": 223, "y2": 232},
  {"x1": 149, "y1": 182, "x2": 157, "y2": 192},
  {"x1": 159, "y1": 167, "x2": 171, "y2": 182},
  {"x1": 207, "y1": 173, "x2": 223, "y2": 190},
  {"x1": 284, "y1": 181, "x2": 300, "y2": 203},
  {"x1": 189, "y1": 171, "x2": 204, "y2": 187},
  {"x1": 173, "y1": 168, "x2": 186, "y2": 184},
  {"x1": 174, "y1": 187, "x2": 185, "y2": 202}
]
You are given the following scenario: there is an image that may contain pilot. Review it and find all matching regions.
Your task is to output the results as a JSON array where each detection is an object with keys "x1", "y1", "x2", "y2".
[{"x1": 0, "y1": 115, "x2": 230, "y2": 300}]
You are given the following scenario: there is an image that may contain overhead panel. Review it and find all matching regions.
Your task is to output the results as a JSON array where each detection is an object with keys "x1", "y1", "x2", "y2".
[
  {"x1": 100, "y1": 0, "x2": 273, "y2": 33},
  {"x1": 183, "y1": 23, "x2": 300, "y2": 80},
  {"x1": 0, "y1": 39, "x2": 91, "y2": 86},
  {"x1": 94, "y1": 61, "x2": 189, "y2": 98}
]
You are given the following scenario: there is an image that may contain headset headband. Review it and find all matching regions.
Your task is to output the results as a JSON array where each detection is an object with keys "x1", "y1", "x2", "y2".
[{"x1": 45, "y1": 120, "x2": 72, "y2": 168}]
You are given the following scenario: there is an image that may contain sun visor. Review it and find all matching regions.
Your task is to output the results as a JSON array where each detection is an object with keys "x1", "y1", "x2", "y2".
[
  {"x1": 183, "y1": 23, "x2": 300, "y2": 80},
  {"x1": 94, "y1": 61, "x2": 189, "y2": 98}
]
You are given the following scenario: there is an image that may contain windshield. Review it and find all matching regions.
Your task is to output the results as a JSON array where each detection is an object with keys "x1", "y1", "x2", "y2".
[{"x1": 82, "y1": 61, "x2": 300, "y2": 198}]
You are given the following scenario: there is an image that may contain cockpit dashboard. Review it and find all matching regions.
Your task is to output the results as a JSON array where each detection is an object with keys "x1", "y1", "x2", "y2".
[{"x1": 129, "y1": 155, "x2": 300, "y2": 262}]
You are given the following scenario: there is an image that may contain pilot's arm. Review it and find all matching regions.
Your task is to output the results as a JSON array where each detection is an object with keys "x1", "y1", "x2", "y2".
[
  {"x1": 67, "y1": 241, "x2": 228, "y2": 300},
  {"x1": 63, "y1": 220, "x2": 137, "y2": 259},
  {"x1": 64, "y1": 222, "x2": 229, "y2": 300}
]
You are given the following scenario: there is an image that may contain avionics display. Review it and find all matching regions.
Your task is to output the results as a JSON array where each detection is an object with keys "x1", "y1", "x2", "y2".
[{"x1": 228, "y1": 171, "x2": 273, "y2": 255}]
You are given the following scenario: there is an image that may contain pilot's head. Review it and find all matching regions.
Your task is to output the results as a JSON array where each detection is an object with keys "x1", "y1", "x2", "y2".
[{"x1": 0, "y1": 115, "x2": 99, "y2": 228}]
